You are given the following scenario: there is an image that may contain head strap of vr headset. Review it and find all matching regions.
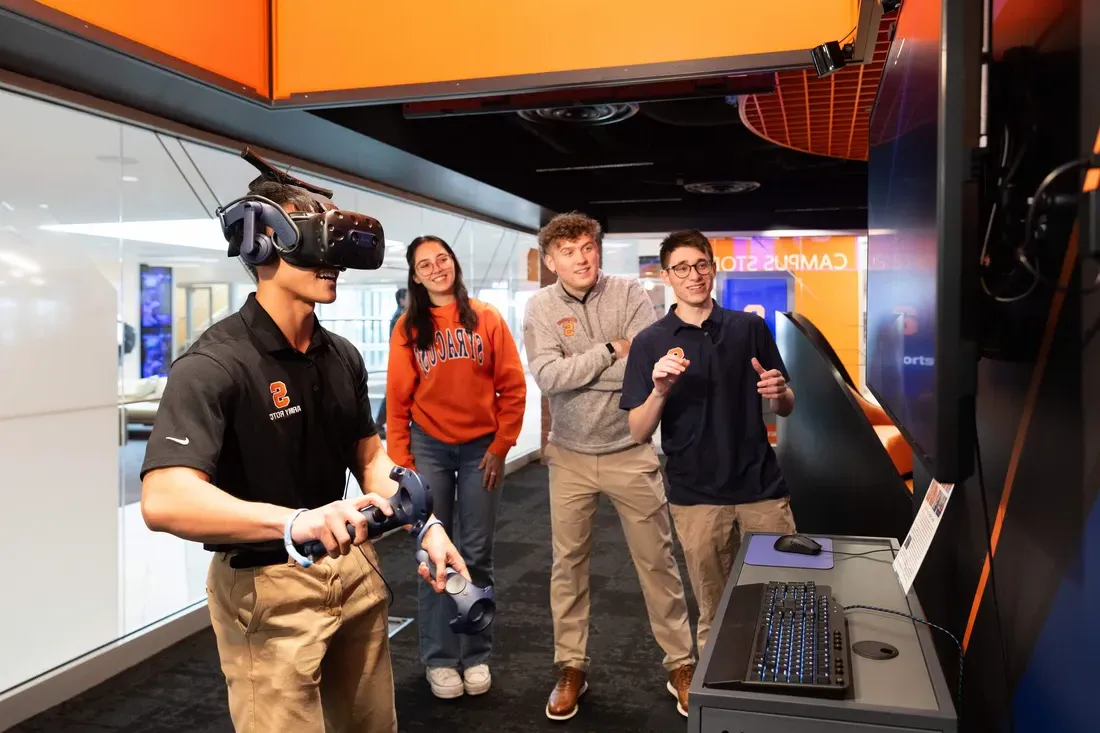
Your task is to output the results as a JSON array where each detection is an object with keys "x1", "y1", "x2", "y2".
[{"x1": 240, "y1": 147, "x2": 335, "y2": 202}]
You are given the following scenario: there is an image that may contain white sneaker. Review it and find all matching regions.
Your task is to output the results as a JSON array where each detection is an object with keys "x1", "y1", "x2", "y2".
[
  {"x1": 426, "y1": 667, "x2": 464, "y2": 699},
  {"x1": 463, "y1": 664, "x2": 492, "y2": 696}
]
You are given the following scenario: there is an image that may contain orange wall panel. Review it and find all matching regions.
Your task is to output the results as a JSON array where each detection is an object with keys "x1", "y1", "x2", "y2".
[
  {"x1": 271, "y1": 0, "x2": 858, "y2": 98},
  {"x1": 29, "y1": 0, "x2": 270, "y2": 95},
  {"x1": 713, "y1": 236, "x2": 862, "y2": 387}
]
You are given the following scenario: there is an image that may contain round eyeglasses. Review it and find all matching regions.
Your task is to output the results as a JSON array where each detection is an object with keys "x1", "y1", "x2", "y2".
[
  {"x1": 666, "y1": 260, "x2": 715, "y2": 278},
  {"x1": 415, "y1": 253, "x2": 453, "y2": 276}
]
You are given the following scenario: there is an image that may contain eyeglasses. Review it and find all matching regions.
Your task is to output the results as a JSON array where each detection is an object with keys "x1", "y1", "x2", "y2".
[
  {"x1": 415, "y1": 254, "x2": 453, "y2": 276},
  {"x1": 666, "y1": 260, "x2": 715, "y2": 278}
]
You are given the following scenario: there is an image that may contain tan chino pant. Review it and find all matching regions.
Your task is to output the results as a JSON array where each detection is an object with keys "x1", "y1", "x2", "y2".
[
  {"x1": 206, "y1": 542, "x2": 397, "y2": 733},
  {"x1": 670, "y1": 497, "x2": 797, "y2": 653},
  {"x1": 545, "y1": 441, "x2": 695, "y2": 672}
]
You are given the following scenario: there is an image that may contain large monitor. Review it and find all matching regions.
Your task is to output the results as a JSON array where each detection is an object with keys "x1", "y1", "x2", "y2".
[{"x1": 865, "y1": 0, "x2": 981, "y2": 483}]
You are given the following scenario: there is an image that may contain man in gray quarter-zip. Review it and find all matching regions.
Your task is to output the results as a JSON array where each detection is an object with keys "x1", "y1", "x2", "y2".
[{"x1": 523, "y1": 212, "x2": 696, "y2": 722}]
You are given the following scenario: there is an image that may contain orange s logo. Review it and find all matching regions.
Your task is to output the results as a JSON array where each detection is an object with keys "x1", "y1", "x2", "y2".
[
  {"x1": 270, "y1": 381, "x2": 290, "y2": 409},
  {"x1": 557, "y1": 317, "x2": 578, "y2": 337},
  {"x1": 894, "y1": 306, "x2": 918, "y2": 336},
  {"x1": 667, "y1": 347, "x2": 685, "y2": 360}
]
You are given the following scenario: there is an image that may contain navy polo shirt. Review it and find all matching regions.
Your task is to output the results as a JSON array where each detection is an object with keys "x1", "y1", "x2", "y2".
[{"x1": 620, "y1": 302, "x2": 790, "y2": 506}]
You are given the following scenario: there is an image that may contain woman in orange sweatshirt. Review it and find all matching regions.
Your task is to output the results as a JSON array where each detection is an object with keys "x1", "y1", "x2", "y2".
[{"x1": 386, "y1": 234, "x2": 527, "y2": 700}]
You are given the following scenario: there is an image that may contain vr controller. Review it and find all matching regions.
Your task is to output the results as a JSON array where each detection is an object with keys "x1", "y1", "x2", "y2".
[
  {"x1": 294, "y1": 467, "x2": 433, "y2": 560},
  {"x1": 416, "y1": 549, "x2": 496, "y2": 635}
]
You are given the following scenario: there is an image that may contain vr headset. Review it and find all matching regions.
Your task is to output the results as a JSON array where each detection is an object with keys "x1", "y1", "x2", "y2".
[{"x1": 216, "y1": 148, "x2": 386, "y2": 271}]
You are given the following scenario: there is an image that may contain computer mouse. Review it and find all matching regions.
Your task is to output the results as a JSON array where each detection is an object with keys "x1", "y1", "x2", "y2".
[{"x1": 773, "y1": 534, "x2": 822, "y2": 556}]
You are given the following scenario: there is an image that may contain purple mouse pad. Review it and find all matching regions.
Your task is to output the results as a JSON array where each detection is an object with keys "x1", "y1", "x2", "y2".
[{"x1": 744, "y1": 534, "x2": 835, "y2": 570}]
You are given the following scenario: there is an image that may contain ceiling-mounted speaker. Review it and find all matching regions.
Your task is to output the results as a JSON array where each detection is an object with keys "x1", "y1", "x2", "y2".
[
  {"x1": 810, "y1": 40, "x2": 847, "y2": 78},
  {"x1": 516, "y1": 103, "x2": 639, "y2": 126}
]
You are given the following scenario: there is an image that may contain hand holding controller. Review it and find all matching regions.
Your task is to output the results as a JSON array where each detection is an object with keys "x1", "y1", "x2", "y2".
[
  {"x1": 291, "y1": 466, "x2": 433, "y2": 564},
  {"x1": 415, "y1": 549, "x2": 496, "y2": 635}
]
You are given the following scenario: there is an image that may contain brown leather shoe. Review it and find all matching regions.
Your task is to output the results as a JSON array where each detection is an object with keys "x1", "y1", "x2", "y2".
[
  {"x1": 667, "y1": 662, "x2": 695, "y2": 717},
  {"x1": 545, "y1": 667, "x2": 588, "y2": 721}
]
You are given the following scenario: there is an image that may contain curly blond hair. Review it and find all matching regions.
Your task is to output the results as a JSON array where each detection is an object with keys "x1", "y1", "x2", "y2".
[{"x1": 537, "y1": 211, "x2": 602, "y2": 255}]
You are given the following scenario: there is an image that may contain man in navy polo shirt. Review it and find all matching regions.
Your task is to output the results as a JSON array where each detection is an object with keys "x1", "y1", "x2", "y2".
[{"x1": 620, "y1": 230, "x2": 798, "y2": 654}]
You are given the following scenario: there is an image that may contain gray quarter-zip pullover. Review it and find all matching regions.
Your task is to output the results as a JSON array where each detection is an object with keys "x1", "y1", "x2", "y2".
[{"x1": 523, "y1": 272, "x2": 657, "y2": 454}]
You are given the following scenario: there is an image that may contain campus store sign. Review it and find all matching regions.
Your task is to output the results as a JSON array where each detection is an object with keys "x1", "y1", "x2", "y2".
[
  {"x1": 710, "y1": 235, "x2": 864, "y2": 388},
  {"x1": 711, "y1": 236, "x2": 854, "y2": 273}
]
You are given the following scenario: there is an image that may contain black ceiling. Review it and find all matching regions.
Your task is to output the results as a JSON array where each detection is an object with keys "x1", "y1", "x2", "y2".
[{"x1": 313, "y1": 94, "x2": 869, "y2": 235}]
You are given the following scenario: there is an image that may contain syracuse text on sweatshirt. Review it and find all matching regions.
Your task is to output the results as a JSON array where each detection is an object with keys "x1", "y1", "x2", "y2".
[{"x1": 385, "y1": 299, "x2": 527, "y2": 469}]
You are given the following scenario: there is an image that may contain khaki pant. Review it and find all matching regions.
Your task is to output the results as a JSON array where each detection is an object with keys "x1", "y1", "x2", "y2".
[
  {"x1": 206, "y1": 543, "x2": 397, "y2": 733},
  {"x1": 670, "y1": 497, "x2": 797, "y2": 653},
  {"x1": 545, "y1": 441, "x2": 694, "y2": 672}
]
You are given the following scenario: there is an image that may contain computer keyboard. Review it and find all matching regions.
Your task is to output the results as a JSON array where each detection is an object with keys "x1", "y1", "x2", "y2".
[{"x1": 703, "y1": 580, "x2": 853, "y2": 699}]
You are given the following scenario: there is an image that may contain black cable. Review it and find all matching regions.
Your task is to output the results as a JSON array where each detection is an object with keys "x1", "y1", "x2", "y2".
[
  {"x1": 980, "y1": 125, "x2": 1040, "y2": 302},
  {"x1": 973, "y1": 424, "x2": 1015, "y2": 733},
  {"x1": 1017, "y1": 158, "x2": 1100, "y2": 294},
  {"x1": 828, "y1": 548, "x2": 896, "y2": 558},
  {"x1": 155, "y1": 132, "x2": 213, "y2": 220},
  {"x1": 342, "y1": 471, "x2": 395, "y2": 609},
  {"x1": 843, "y1": 605, "x2": 965, "y2": 713}
]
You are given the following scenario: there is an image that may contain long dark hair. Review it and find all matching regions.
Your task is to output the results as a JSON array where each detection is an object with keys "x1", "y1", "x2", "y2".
[{"x1": 403, "y1": 235, "x2": 479, "y2": 351}]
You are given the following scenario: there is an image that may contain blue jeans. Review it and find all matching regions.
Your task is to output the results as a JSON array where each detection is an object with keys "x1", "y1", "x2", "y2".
[{"x1": 410, "y1": 423, "x2": 501, "y2": 669}]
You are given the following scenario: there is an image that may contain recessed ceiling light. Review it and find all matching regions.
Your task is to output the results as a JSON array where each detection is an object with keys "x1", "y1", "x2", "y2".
[
  {"x1": 0, "y1": 201, "x2": 13, "y2": 212},
  {"x1": 39, "y1": 204, "x2": 49, "y2": 209},
  {"x1": 121, "y1": 176, "x2": 139, "y2": 183}
]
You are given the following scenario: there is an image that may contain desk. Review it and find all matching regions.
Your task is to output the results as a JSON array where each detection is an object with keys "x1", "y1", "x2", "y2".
[{"x1": 689, "y1": 533, "x2": 957, "y2": 733}]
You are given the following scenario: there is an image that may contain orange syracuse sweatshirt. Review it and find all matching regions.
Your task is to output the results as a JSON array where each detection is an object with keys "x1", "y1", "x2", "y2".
[{"x1": 385, "y1": 299, "x2": 527, "y2": 469}]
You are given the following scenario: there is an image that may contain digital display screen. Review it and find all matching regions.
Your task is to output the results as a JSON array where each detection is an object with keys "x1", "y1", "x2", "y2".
[
  {"x1": 140, "y1": 265, "x2": 173, "y2": 328},
  {"x1": 141, "y1": 329, "x2": 173, "y2": 379},
  {"x1": 718, "y1": 274, "x2": 794, "y2": 338},
  {"x1": 865, "y1": 0, "x2": 942, "y2": 462},
  {"x1": 139, "y1": 265, "x2": 173, "y2": 378}
]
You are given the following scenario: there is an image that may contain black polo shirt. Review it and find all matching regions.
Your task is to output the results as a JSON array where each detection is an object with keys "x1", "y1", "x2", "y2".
[
  {"x1": 140, "y1": 293, "x2": 377, "y2": 552},
  {"x1": 620, "y1": 302, "x2": 790, "y2": 507}
]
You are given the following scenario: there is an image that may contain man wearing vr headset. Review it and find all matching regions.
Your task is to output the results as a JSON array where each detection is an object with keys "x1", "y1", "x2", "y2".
[{"x1": 140, "y1": 151, "x2": 467, "y2": 733}]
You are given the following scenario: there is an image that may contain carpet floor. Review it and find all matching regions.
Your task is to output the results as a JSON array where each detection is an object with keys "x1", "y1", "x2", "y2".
[{"x1": 11, "y1": 462, "x2": 697, "y2": 733}]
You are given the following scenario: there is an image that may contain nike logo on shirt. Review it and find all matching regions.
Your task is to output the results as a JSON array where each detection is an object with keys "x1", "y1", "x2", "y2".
[{"x1": 166, "y1": 436, "x2": 190, "y2": 445}]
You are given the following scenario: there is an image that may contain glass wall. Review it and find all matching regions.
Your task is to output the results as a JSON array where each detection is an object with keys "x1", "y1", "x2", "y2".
[{"x1": 0, "y1": 85, "x2": 541, "y2": 694}]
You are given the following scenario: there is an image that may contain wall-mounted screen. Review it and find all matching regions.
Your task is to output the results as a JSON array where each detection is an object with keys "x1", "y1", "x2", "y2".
[
  {"x1": 717, "y1": 271, "x2": 796, "y2": 338},
  {"x1": 865, "y1": 0, "x2": 978, "y2": 483},
  {"x1": 139, "y1": 265, "x2": 173, "y2": 378}
]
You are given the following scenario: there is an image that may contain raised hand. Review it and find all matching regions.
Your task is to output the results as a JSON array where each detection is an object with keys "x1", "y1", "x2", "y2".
[
  {"x1": 653, "y1": 353, "x2": 690, "y2": 396},
  {"x1": 752, "y1": 357, "x2": 787, "y2": 400}
]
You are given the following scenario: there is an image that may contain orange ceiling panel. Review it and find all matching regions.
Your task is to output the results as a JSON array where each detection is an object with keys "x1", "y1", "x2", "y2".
[
  {"x1": 739, "y1": 9, "x2": 897, "y2": 161},
  {"x1": 272, "y1": 0, "x2": 858, "y2": 101},
  {"x1": 13, "y1": 0, "x2": 271, "y2": 96}
]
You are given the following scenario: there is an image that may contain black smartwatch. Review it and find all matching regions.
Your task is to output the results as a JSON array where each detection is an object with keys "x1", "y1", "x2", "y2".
[{"x1": 605, "y1": 342, "x2": 616, "y2": 359}]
